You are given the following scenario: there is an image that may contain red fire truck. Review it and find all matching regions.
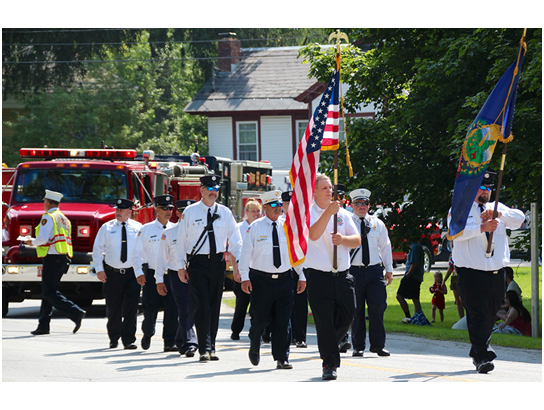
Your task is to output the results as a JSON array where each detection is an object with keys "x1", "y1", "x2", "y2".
[{"x1": 2, "y1": 148, "x2": 273, "y2": 316}]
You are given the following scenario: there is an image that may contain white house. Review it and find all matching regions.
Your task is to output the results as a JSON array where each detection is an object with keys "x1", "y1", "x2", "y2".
[{"x1": 184, "y1": 33, "x2": 375, "y2": 172}]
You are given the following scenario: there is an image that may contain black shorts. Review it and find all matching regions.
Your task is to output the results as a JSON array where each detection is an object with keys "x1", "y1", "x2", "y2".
[{"x1": 397, "y1": 275, "x2": 422, "y2": 300}]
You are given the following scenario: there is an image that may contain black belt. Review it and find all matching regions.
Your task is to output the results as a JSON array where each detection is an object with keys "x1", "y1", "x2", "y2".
[
  {"x1": 351, "y1": 264, "x2": 380, "y2": 269},
  {"x1": 250, "y1": 268, "x2": 292, "y2": 279},
  {"x1": 104, "y1": 263, "x2": 134, "y2": 275},
  {"x1": 304, "y1": 267, "x2": 349, "y2": 277},
  {"x1": 190, "y1": 252, "x2": 224, "y2": 260}
]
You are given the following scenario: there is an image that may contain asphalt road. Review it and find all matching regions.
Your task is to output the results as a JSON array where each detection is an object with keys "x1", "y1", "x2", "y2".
[{"x1": 2, "y1": 289, "x2": 541, "y2": 384}]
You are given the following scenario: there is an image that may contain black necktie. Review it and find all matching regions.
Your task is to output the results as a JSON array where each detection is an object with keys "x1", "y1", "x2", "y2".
[
  {"x1": 207, "y1": 208, "x2": 216, "y2": 255},
  {"x1": 361, "y1": 219, "x2": 370, "y2": 266},
  {"x1": 121, "y1": 222, "x2": 127, "y2": 263},
  {"x1": 479, "y1": 204, "x2": 494, "y2": 256},
  {"x1": 272, "y1": 222, "x2": 281, "y2": 268}
]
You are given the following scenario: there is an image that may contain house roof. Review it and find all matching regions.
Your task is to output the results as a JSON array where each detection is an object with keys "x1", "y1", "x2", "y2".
[{"x1": 184, "y1": 47, "x2": 319, "y2": 114}]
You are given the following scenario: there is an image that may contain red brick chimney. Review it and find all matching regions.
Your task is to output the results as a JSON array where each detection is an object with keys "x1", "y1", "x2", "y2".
[{"x1": 217, "y1": 32, "x2": 240, "y2": 73}]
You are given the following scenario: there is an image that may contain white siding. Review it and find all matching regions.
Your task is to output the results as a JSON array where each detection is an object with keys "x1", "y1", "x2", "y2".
[
  {"x1": 208, "y1": 117, "x2": 233, "y2": 158},
  {"x1": 260, "y1": 116, "x2": 293, "y2": 170}
]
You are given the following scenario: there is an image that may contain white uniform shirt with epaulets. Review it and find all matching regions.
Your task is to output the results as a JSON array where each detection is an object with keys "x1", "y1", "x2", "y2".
[
  {"x1": 305, "y1": 203, "x2": 359, "y2": 272},
  {"x1": 238, "y1": 215, "x2": 305, "y2": 282},
  {"x1": 155, "y1": 223, "x2": 179, "y2": 284},
  {"x1": 351, "y1": 213, "x2": 394, "y2": 272},
  {"x1": 449, "y1": 201, "x2": 524, "y2": 271},
  {"x1": 92, "y1": 218, "x2": 142, "y2": 276},
  {"x1": 175, "y1": 200, "x2": 242, "y2": 269},
  {"x1": 32, "y1": 207, "x2": 59, "y2": 254},
  {"x1": 133, "y1": 219, "x2": 175, "y2": 278}
]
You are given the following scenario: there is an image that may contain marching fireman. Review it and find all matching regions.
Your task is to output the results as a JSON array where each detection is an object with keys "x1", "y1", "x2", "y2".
[{"x1": 25, "y1": 190, "x2": 86, "y2": 335}]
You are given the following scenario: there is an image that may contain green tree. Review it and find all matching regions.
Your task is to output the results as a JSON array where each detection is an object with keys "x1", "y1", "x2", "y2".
[{"x1": 300, "y1": 28, "x2": 541, "y2": 250}]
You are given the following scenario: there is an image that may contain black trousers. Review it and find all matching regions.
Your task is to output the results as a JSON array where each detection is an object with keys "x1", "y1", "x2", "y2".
[
  {"x1": 231, "y1": 280, "x2": 251, "y2": 336},
  {"x1": 456, "y1": 266, "x2": 505, "y2": 363},
  {"x1": 37, "y1": 254, "x2": 84, "y2": 331},
  {"x1": 102, "y1": 267, "x2": 141, "y2": 346},
  {"x1": 141, "y1": 268, "x2": 178, "y2": 346},
  {"x1": 305, "y1": 268, "x2": 356, "y2": 368},
  {"x1": 187, "y1": 253, "x2": 226, "y2": 354},
  {"x1": 168, "y1": 269, "x2": 198, "y2": 351},
  {"x1": 291, "y1": 278, "x2": 308, "y2": 343},
  {"x1": 350, "y1": 264, "x2": 387, "y2": 351},
  {"x1": 248, "y1": 269, "x2": 294, "y2": 362}
]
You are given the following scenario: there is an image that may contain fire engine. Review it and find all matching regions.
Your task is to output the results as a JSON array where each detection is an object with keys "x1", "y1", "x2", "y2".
[{"x1": 2, "y1": 147, "x2": 273, "y2": 317}]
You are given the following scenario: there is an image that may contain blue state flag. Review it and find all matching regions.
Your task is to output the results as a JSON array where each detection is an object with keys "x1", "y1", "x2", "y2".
[{"x1": 447, "y1": 35, "x2": 526, "y2": 240}]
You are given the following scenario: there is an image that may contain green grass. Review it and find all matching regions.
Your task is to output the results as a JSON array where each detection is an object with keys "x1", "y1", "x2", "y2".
[{"x1": 224, "y1": 266, "x2": 542, "y2": 350}]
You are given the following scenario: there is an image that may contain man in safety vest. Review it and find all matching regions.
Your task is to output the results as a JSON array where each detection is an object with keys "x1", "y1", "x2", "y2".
[{"x1": 25, "y1": 190, "x2": 86, "y2": 335}]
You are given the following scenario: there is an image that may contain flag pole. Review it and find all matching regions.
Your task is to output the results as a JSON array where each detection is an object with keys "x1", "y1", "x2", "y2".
[
  {"x1": 485, "y1": 28, "x2": 527, "y2": 257},
  {"x1": 329, "y1": 30, "x2": 348, "y2": 270}
]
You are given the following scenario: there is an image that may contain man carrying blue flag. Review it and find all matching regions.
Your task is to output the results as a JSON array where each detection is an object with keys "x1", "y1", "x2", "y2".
[{"x1": 447, "y1": 171, "x2": 524, "y2": 373}]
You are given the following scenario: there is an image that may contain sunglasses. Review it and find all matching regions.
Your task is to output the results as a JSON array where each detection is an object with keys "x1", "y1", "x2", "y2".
[
  {"x1": 352, "y1": 200, "x2": 370, "y2": 207},
  {"x1": 205, "y1": 186, "x2": 220, "y2": 192},
  {"x1": 479, "y1": 186, "x2": 492, "y2": 191},
  {"x1": 268, "y1": 202, "x2": 281, "y2": 208}
]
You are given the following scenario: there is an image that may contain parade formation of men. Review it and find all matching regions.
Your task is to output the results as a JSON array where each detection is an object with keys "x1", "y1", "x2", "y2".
[{"x1": 26, "y1": 168, "x2": 525, "y2": 379}]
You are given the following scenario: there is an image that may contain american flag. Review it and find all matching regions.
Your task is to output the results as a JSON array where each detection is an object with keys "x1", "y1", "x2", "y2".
[{"x1": 284, "y1": 69, "x2": 340, "y2": 266}]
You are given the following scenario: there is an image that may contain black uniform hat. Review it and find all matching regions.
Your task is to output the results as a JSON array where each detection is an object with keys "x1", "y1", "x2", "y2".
[
  {"x1": 281, "y1": 191, "x2": 292, "y2": 202},
  {"x1": 154, "y1": 194, "x2": 175, "y2": 208},
  {"x1": 335, "y1": 184, "x2": 346, "y2": 195},
  {"x1": 175, "y1": 199, "x2": 196, "y2": 211},
  {"x1": 200, "y1": 175, "x2": 221, "y2": 187},
  {"x1": 482, "y1": 170, "x2": 497, "y2": 186},
  {"x1": 113, "y1": 198, "x2": 134, "y2": 209}
]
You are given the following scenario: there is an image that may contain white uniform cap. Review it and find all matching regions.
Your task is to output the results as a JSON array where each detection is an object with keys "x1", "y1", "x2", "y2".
[
  {"x1": 260, "y1": 190, "x2": 282, "y2": 205},
  {"x1": 44, "y1": 190, "x2": 63, "y2": 202},
  {"x1": 348, "y1": 188, "x2": 371, "y2": 200}
]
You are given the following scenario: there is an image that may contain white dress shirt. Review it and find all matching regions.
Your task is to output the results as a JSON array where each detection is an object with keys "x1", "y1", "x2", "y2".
[
  {"x1": 175, "y1": 200, "x2": 242, "y2": 269},
  {"x1": 304, "y1": 203, "x2": 359, "y2": 272},
  {"x1": 351, "y1": 213, "x2": 394, "y2": 272},
  {"x1": 92, "y1": 218, "x2": 142, "y2": 276},
  {"x1": 155, "y1": 223, "x2": 179, "y2": 284},
  {"x1": 133, "y1": 219, "x2": 175, "y2": 278},
  {"x1": 449, "y1": 201, "x2": 524, "y2": 271},
  {"x1": 238, "y1": 215, "x2": 305, "y2": 282}
]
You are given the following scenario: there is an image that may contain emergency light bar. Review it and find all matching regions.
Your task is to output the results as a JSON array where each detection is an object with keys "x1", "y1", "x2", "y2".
[{"x1": 20, "y1": 148, "x2": 137, "y2": 160}]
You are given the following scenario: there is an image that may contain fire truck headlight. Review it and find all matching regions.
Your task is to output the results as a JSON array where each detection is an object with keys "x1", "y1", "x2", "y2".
[
  {"x1": 78, "y1": 226, "x2": 90, "y2": 237},
  {"x1": 20, "y1": 225, "x2": 32, "y2": 236},
  {"x1": 76, "y1": 266, "x2": 89, "y2": 274},
  {"x1": 6, "y1": 266, "x2": 19, "y2": 274}
]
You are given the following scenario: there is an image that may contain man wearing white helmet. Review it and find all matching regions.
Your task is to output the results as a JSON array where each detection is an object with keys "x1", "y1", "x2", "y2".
[{"x1": 348, "y1": 188, "x2": 394, "y2": 358}]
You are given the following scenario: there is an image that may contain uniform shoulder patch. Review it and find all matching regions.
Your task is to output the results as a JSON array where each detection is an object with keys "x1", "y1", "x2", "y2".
[{"x1": 41, "y1": 218, "x2": 48, "y2": 226}]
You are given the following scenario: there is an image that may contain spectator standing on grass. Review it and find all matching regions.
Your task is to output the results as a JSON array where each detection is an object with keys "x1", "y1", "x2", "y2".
[
  {"x1": 429, "y1": 271, "x2": 447, "y2": 322},
  {"x1": 396, "y1": 237, "x2": 425, "y2": 321},
  {"x1": 442, "y1": 255, "x2": 464, "y2": 319}
]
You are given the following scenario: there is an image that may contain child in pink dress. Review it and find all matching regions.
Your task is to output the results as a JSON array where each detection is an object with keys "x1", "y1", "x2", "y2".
[{"x1": 429, "y1": 272, "x2": 447, "y2": 322}]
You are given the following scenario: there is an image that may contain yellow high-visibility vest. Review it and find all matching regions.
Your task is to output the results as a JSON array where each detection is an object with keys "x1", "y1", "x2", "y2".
[{"x1": 35, "y1": 209, "x2": 73, "y2": 258}]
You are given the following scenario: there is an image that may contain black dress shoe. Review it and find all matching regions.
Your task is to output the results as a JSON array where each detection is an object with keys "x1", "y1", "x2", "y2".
[
  {"x1": 210, "y1": 351, "x2": 219, "y2": 361},
  {"x1": 261, "y1": 334, "x2": 270, "y2": 344},
  {"x1": 338, "y1": 339, "x2": 351, "y2": 353},
  {"x1": 322, "y1": 365, "x2": 337, "y2": 380},
  {"x1": 352, "y1": 350, "x2": 364, "y2": 357},
  {"x1": 141, "y1": 336, "x2": 151, "y2": 350},
  {"x1": 230, "y1": 332, "x2": 240, "y2": 340},
  {"x1": 164, "y1": 345, "x2": 178, "y2": 352},
  {"x1": 31, "y1": 328, "x2": 50, "y2": 335},
  {"x1": 296, "y1": 341, "x2": 307, "y2": 348},
  {"x1": 370, "y1": 347, "x2": 390, "y2": 356},
  {"x1": 109, "y1": 341, "x2": 119, "y2": 348},
  {"x1": 183, "y1": 347, "x2": 197, "y2": 358},
  {"x1": 199, "y1": 352, "x2": 211, "y2": 361},
  {"x1": 276, "y1": 360, "x2": 293, "y2": 369},
  {"x1": 124, "y1": 344, "x2": 137, "y2": 350},
  {"x1": 476, "y1": 360, "x2": 494, "y2": 373},
  {"x1": 73, "y1": 311, "x2": 86, "y2": 334},
  {"x1": 248, "y1": 348, "x2": 260, "y2": 366}
]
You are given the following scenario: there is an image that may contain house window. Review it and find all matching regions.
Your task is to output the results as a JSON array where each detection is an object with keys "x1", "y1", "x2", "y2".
[
  {"x1": 237, "y1": 122, "x2": 258, "y2": 161},
  {"x1": 297, "y1": 118, "x2": 344, "y2": 143}
]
